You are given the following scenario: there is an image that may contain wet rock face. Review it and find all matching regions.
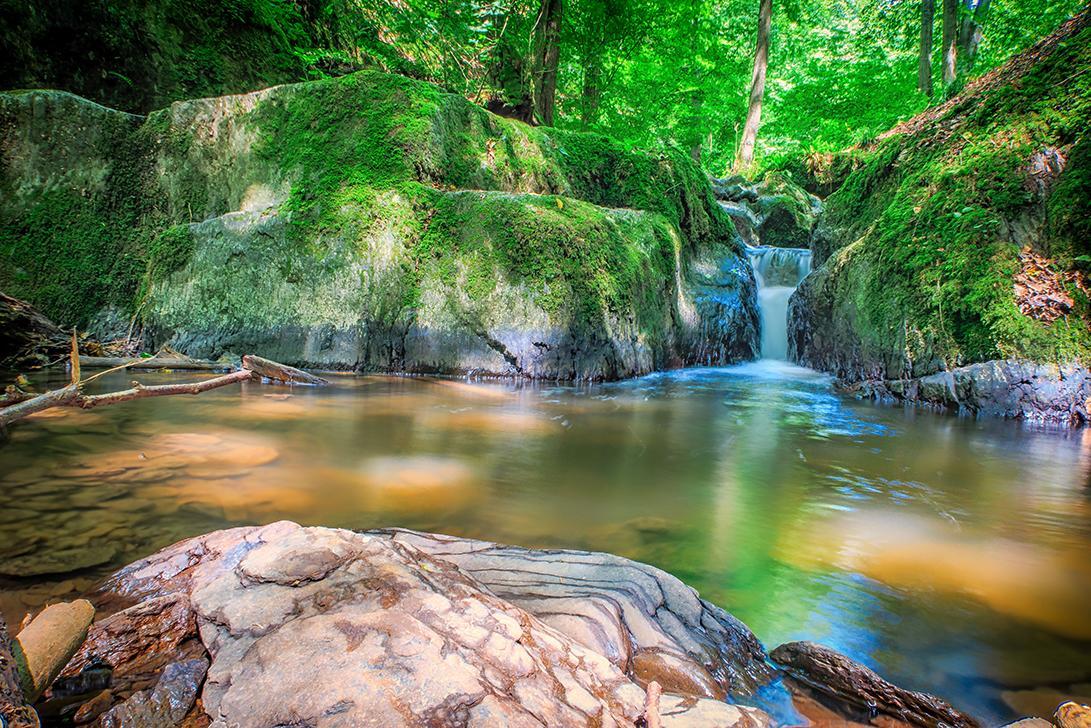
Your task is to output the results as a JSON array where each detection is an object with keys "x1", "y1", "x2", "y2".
[
  {"x1": 144, "y1": 209, "x2": 759, "y2": 380},
  {"x1": 787, "y1": 250, "x2": 1091, "y2": 425},
  {"x1": 380, "y1": 530, "x2": 776, "y2": 699},
  {"x1": 789, "y1": 272, "x2": 1091, "y2": 424},
  {"x1": 99, "y1": 658, "x2": 208, "y2": 728},
  {"x1": 64, "y1": 522, "x2": 777, "y2": 727}
]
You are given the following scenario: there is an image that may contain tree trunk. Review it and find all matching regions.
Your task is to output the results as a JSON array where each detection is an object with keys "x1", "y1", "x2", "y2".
[
  {"x1": 918, "y1": 0, "x2": 935, "y2": 96},
  {"x1": 736, "y1": 0, "x2": 772, "y2": 169},
  {"x1": 533, "y1": 0, "x2": 563, "y2": 126},
  {"x1": 581, "y1": 60, "x2": 601, "y2": 129},
  {"x1": 941, "y1": 0, "x2": 958, "y2": 85},
  {"x1": 689, "y1": 0, "x2": 703, "y2": 163},
  {"x1": 957, "y1": 0, "x2": 991, "y2": 74},
  {"x1": 485, "y1": 7, "x2": 535, "y2": 124}
]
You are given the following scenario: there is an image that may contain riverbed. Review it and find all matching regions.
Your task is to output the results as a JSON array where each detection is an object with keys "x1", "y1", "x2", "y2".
[{"x1": 1, "y1": 361, "x2": 1089, "y2": 723}]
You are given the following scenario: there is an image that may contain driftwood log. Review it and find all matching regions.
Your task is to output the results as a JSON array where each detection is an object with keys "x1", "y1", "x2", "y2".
[
  {"x1": 242, "y1": 355, "x2": 328, "y2": 385},
  {"x1": 770, "y1": 641, "x2": 979, "y2": 728}
]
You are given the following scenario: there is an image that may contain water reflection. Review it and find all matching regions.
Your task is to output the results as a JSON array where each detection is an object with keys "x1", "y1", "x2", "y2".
[{"x1": 1, "y1": 362, "x2": 1089, "y2": 723}]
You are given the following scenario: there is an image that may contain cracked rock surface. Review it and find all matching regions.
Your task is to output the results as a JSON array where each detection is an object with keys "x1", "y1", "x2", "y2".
[{"x1": 60, "y1": 521, "x2": 777, "y2": 727}]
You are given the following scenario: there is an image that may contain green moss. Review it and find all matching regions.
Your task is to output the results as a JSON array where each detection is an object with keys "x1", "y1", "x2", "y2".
[
  {"x1": 0, "y1": 190, "x2": 144, "y2": 325},
  {"x1": 147, "y1": 224, "x2": 196, "y2": 282},
  {"x1": 3, "y1": 68, "x2": 740, "y2": 342},
  {"x1": 243, "y1": 70, "x2": 734, "y2": 255},
  {"x1": 0, "y1": 96, "x2": 162, "y2": 326},
  {"x1": 816, "y1": 20, "x2": 1091, "y2": 371},
  {"x1": 410, "y1": 188, "x2": 676, "y2": 326}
]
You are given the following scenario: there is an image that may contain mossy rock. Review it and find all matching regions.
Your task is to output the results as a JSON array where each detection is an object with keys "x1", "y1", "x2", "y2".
[
  {"x1": 792, "y1": 9, "x2": 1091, "y2": 379},
  {"x1": 0, "y1": 70, "x2": 759, "y2": 378},
  {"x1": 755, "y1": 172, "x2": 820, "y2": 249}
]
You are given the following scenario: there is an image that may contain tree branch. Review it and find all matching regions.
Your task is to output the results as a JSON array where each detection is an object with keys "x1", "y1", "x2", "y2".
[
  {"x1": 0, "y1": 384, "x2": 79, "y2": 428},
  {"x1": 76, "y1": 369, "x2": 256, "y2": 409},
  {"x1": 1, "y1": 353, "x2": 323, "y2": 430}
]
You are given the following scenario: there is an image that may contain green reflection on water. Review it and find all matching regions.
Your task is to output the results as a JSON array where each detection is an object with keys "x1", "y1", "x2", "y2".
[{"x1": 1, "y1": 361, "x2": 1090, "y2": 723}]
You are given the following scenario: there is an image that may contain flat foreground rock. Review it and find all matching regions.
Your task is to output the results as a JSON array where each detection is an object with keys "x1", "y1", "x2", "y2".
[{"x1": 56, "y1": 522, "x2": 776, "y2": 727}]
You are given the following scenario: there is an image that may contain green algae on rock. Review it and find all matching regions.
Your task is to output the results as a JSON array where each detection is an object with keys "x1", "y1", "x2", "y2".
[{"x1": 0, "y1": 71, "x2": 758, "y2": 379}]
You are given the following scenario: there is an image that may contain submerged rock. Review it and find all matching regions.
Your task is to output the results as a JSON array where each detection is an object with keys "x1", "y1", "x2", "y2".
[{"x1": 770, "y1": 641, "x2": 979, "y2": 728}]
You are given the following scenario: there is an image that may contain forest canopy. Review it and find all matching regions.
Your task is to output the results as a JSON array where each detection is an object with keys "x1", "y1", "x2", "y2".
[
  {"x1": 1, "y1": 0, "x2": 1086, "y2": 173},
  {"x1": 271, "y1": 0, "x2": 1088, "y2": 172}
]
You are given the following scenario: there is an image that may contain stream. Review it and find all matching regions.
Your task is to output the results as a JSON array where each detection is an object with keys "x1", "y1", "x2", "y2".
[{"x1": 1, "y1": 249, "x2": 1089, "y2": 723}]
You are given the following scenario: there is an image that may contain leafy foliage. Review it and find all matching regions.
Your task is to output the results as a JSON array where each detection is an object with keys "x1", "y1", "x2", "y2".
[{"x1": 2, "y1": 0, "x2": 1085, "y2": 172}]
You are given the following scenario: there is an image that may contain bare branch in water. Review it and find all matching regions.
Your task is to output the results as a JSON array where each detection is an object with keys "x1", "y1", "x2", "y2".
[
  {"x1": 77, "y1": 369, "x2": 256, "y2": 409},
  {"x1": 0, "y1": 353, "x2": 321, "y2": 430}
]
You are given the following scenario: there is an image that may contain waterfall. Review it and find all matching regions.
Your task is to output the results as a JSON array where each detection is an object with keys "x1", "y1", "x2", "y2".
[{"x1": 747, "y1": 245, "x2": 811, "y2": 360}]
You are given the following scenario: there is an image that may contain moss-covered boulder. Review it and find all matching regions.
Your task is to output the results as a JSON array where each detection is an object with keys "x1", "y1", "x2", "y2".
[
  {"x1": 0, "y1": 71, "x2": 758, "y2": 379},
  {"x1": 754, "y1": 172, "x2": 821, "y2": 249},
  {"x1": 789, "y1": 8, "x2": 1091, "y2": 419},
  {"x1": 711, "y1": 172, "x2": 820, "y2": 250}
]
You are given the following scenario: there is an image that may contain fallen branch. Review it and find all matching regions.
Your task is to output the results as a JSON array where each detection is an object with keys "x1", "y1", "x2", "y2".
[
  {"x1": 0, "y1": 384, "x2": 79, "y2": 427},
  {"x1": 0, "y1": 350, "x2": 323, "y2": 430},
  {"x1": 78, "y1": 369, "x2": 256, "y2": 408},
  {"x1": 0, "y1": 385, "x2": 35, "y2": 408}
]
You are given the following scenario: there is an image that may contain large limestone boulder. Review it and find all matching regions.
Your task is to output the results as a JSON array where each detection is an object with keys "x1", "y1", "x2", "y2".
[
  {"x1": 51, "y1": 522, "x2": 779, "y2": 727},
  {"x1": 0, "y1": 72, "x2": 759, "y2": 380}
]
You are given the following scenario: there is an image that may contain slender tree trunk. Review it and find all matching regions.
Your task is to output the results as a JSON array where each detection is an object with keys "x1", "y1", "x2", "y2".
[
  {"x1": 579, "y1": 1, "x2": 604, "y2": 129},
  {"x1": 581, "y1": 62, "x2": 601, "y2": 129},
  {"x1": 918, "y1": 0, "x2": 934, "y2": 96},
  {"x1": 941, "y1": 0, "x2": 958, "y2": 85},
  {"x1": 533, "y1": 0, "x2": 563, "y2": 126},
  {"x1": 736, "y1": 0, "x2": 772, "y2": 169},
  {"x1": 957, "y1": 0, "x2": 991, "y2": 74},
  {"x1": 690, "y1": 91, "x2": 703, "y2": 163},
  {"x1": 689, "y1": 0, "x2": 702, "y2": 163}
]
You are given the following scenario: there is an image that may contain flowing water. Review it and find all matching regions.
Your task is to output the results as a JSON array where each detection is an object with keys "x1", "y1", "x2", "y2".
[
  {"x1": 2, "y1": 365, "x2": 1090, "y2": 723},
  {"x1": 748, "y1": 245, "x2": 812, "y2": 360}
]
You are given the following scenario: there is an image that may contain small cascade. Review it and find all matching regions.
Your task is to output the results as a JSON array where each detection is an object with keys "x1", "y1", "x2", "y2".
[{"x1": 747, "y1": 245, "x2": 812, "y2": 360}]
